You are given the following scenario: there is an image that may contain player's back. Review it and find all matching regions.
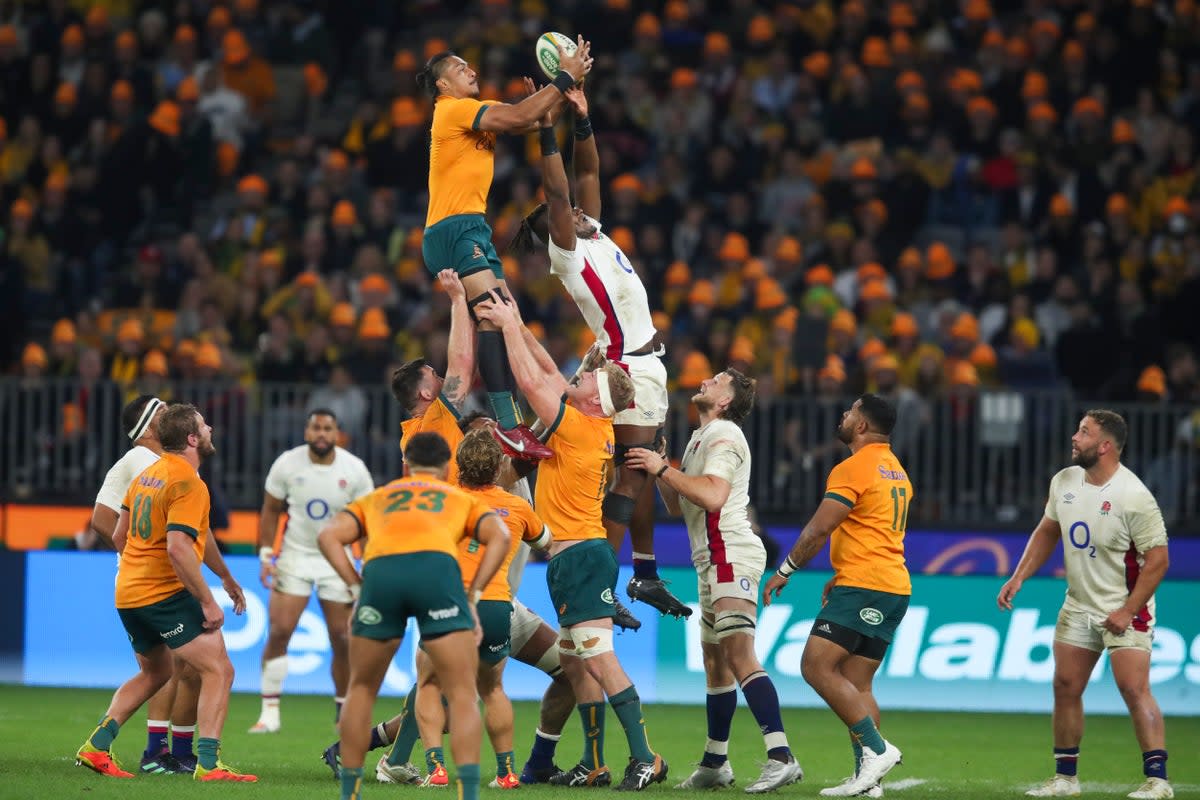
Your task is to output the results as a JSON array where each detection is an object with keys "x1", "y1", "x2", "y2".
[
  {"x1": 400, "y1": 397, "x2": 464, "y2": 485},
  {"x1": 116, "y1": 453, "x2": 211, "y2": 609},
  {"x1": 426, "y1": 96, "x2": 496, "y2": 227},
  {"x1": 535, "y1": 403, "x2": 613, "y2": 542},
  {"x1": 96, "y1": 445, "x2": 161, "y2": 512},
  {"x1": 548, "y1": 232, "x2": 656, "y2": 359},
  {"x1": 348, "y1": 475, "x2": 486, "y2": 562},
  {"x1": 825, "y1": 442, "x2": 912, "y2": 595},
  {"x1": 458, "y1": 484, "x2": 545, "y2": 601}
]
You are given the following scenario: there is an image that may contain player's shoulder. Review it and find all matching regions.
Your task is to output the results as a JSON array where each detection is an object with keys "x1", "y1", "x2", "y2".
[
  {"x1": 272, "y1": 444, "x2": 309, "y2": 468},
  {"x1": 1113, "y1": 464, "x2": 1156, "y2": 502},
  {"x1": 333, "y1": 446, "x2": 369, "y2": 470},
  {"x1": 1049, "y1": 465, "x2": 1084, "y2": 488}
]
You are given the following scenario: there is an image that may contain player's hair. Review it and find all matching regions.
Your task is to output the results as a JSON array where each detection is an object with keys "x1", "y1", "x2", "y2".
[
  {"x1": 457, "y1": 410, "x2": 494, "y2": 433},
  {"x1": 121, "y1": 394, "x2": 157, "y2": 440},
  {"x1": 509, "y1": 203, "x2": 549, "y2": 255},
  {"x1": 390, "y1": 358, "x2": 427, "y2": 413},
  {"x1": 1085, "y1": 408, "x2": 1128, "y2": 453},
  {"x1": 307, "y1": 407, "x2": 338, "y2": 425},
  {"x1": 404, "y1": 431, "x2": 452, "y2": 469},
  {"x1": 858, "y1": 392, "x2": 898, "y2": 436},
  {"x1": 601, "y1": 362, "x2": 636, "y2": 414},
  {"x1": 456, "y1": 429, "x2": 503, "y2": 488},
  {"x1": 720, "y1": 369, "x2": 758, "y2": 424},
  {"x1": 158, "y1": 403, "x2": 202, "y2": 453},
  {"x1": 416, "y1": 51, "x2": 456, "y2": 100}
]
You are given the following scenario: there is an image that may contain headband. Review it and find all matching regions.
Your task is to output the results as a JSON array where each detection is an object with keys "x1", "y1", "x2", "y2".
[
  {"x1": 128, "y1": 397, "x2": 164, "y2": 441},
  {"x1": 596, "y1": 369, "x2": 616, "y2": 417}
]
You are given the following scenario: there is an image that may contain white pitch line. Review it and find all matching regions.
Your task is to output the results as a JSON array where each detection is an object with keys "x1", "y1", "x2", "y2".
[{"x1": 884, "y1": 778, "x2": 928, "y2": 791}]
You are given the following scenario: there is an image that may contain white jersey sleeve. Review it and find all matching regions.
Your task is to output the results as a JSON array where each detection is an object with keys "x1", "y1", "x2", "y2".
[
  {"x1": 267, "y1": 446, "x2": 375, "y2": 556},
  {"x1": 678, "y1": 420, "x2": 765, "y2": 572},
  {"x1": 505, "y1": 477, "x2": 534, "y2": 593},
  {"x1": 95, "y1": 446, "x2": 162, "y2": 511}
]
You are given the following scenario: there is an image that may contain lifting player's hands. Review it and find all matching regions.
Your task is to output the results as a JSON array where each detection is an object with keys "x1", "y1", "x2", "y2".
[
  {"x1": 473, "y1": 289, "x2": 519, "y2": 329},
  {"x1": 437, "y1": 269, "x2": 466, "y2": 303},
  {"x1": 557, "y1": 36, "x2": 593, "y2": 83},
  {"x1": 580, "y1": 341, "x2": 606, "y2": 372},
  {"x1": 762, "y1": 572, "x2": 789, "y2": 607},
  {"x1": 996, "y1": 576, "x2": 1022, "y2": 610},
  {"x1": 623, "y1": 447, "x2": 665, "y2": 477},
  {"x1": 223, "y1": 576, "x2": 247, "y2": 615}
]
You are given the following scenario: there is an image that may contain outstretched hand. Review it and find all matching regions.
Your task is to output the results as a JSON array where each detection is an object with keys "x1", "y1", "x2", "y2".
[
  {"x1": 557, "y1": 36, "x2": 593, "y2": 82},
  {"x1": 437, "y1": 269, "x2": 466, "y2": 303},
  {"x1": 472, "y1": 289, "x2": 519, "y2": 329},
  {"x1": 564, "y1": 86, "x2": 588, "y2": 117}
]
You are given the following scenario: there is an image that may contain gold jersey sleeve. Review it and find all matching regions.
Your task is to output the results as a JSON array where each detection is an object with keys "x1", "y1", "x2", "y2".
[{"x1": 425, "y1": 96, "x2": 497, "y2": 227}]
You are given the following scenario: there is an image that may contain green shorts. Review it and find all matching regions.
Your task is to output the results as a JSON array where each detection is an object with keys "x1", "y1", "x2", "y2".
[
  {"x1": 422, "y1": 214, "x2": 503, "y2": 280},
  {"x1": 477, "y1": 599, "x2": 513, "y2": 663},
  {"x1": 117, "y1": 590, "x2": 206, "y2": 655},
  {"x1": 353, "y1": 553, "x2": 474, "y2": 641},
  {"x1": 547, "y1": 539, "x2": 617, "y2": 627},
  {"x1": 814, "y1": 585, "x2": 910, "y2": 653}
]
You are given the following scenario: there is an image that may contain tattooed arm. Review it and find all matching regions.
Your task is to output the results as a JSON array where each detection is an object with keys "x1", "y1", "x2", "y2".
[{"x1": 440, "y1": 270, "x2": 476, "y2": 411}]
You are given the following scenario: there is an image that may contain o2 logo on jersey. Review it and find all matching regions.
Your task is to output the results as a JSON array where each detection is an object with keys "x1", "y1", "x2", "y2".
[
  {"x1": 1068, "y1": 521, "x2": 1097, "y2": 559},
  {"x1": 306, "y1": 498, "x2": 331, "y2": 521},
  {"x1": 614, "y1": 250, "x2": 635, "y2": 275}
]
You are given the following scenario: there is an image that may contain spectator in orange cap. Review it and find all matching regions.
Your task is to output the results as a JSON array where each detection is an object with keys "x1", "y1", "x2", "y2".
[
  {"x1": 111, "y1": 29, "x2": 155, "y2": 111},
  {"x1": 109, "y1": 318, "x2": 147, "y2": 385},
  {"x1": 998, "y1": 316, "x2": 1057, "y2": 389},
  {"x1": 366, "y1": 98, "x2": 427, "y2": 212},
  {"x1": 1135, "y1": 365, "x2": 1167, "y2": 401},
  {"x1": 59, "y1": 25, "x2": 86, "y2": 85},
  {"x1": 220, "y1": 29, "x2": 275, "y2": 123},
  {"x1": 676, "y1": 349, "x2": 712, "y2": 390}
]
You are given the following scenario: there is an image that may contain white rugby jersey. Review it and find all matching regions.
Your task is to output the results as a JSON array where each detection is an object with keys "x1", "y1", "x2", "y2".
[
  {"x1": 95, "y1": 446, "x2": 161, "y2": 512},
  {"x1": 264, "y1": 445, "x2": 374, "y2": 555},
  {"x1": 548, "y1": 231, "x2": 656, "y2": 360},
  {"x1": 1045, "y1": 464, "x2": 1169, "y2": 628},
  {"x1": 679, "y1": 419, "x2": 766, "y2": 574}
]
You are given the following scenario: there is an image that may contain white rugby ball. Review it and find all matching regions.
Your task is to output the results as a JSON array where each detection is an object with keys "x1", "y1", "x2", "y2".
[{"x1": 535, "y1": 31, "x2": 577, "y2": 80}]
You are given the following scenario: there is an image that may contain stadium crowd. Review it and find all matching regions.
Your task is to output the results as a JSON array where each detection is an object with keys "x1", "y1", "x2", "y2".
[{"x1": 2, "y1": 0, "x2": 1200, "y2": 509}]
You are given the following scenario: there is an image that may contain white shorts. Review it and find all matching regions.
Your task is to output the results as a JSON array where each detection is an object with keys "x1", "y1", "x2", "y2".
[
  {"x1": 613, "y1": 353, "x2": 668, "y2": 427},
  {"x1": 698, "y1": 562, "x2": 762, "y2": 644},
  {"x1": 274, "y1": 548, "x2": 355, "y2": 604},
  {"x1": 509, "y1": 598, "x2": 547, "y2": 655},
  {"x1": 1055, "y1": 606, "x2": 1153, "y2": 653}
]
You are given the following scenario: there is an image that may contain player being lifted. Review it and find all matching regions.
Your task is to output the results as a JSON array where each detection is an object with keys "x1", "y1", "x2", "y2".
[
  {"x1": 251, "y1": 409, "x2": 375, "y2": 733},
  {"x1": 76, "y1": 403, "x2": 254, "y2": 782},
  {"x1": 626, "y1": 371, "x2": 803, "y2": 793},
  {"x1": 415, "y1": 35, "x2": 592, "y2": 460},
  {"x1": 475, "y1": 288, "x2": 667, "y2": 791},
  {"x1": 510, "y1": 81, "x2": 689, "y2": 626},
  {"x1": 318, "y1": 431, "x2": 511, "y2": 800}
]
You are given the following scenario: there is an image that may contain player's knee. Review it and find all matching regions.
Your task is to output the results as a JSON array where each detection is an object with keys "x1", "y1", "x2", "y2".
[
  {"x1": 559, "y1": 626, "x2": 614, "y2": 661},
  {"x1": 1052, "y1": 671, "x2": 1087, "y2": 698},
  {"x1": 468, "y1": 289, "x2": 507, "y2": 324},
  {"x1": 534, "y1": 642, "x2": 563, "y2": 677},
  {"x1": 602, "y1": 492, "x2": 636, "y2": 525}
]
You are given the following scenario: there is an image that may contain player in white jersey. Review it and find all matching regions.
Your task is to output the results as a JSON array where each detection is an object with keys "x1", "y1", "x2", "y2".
[
  {"x1": 627, "y1": 370, "x2": 803, "y2": 793},
  {"x1": 251, "y1": 408, "x2": 375, "y2": 733},
  {"x1": 92, "y1": 395, "x2": 243, "y2": 774},
  {"x1": 999, "y1": 410, "x2": 1172, "y2": 800},
  {"x1": 511, "y1": 82, "x2": 689, "y2": 625}
]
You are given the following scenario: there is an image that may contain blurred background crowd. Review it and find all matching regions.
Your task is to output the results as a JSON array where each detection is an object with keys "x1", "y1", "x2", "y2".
[{"x1": 2, "y1": 0, "x2": 1200, "y2": 527}]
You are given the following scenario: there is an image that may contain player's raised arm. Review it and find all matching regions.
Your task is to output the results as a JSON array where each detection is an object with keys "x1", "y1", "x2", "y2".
[
  {"x1": 439, "y1": 269, "x2": 475, "y2": 410},
  {"x1": 475, "y1": 291, "x2": 567, "y2": 426},
  {"x1": 475, "y1": 39, "x2": 592, "y2": 132},
  {"x1": 533, "y1": 82, "x2": 577, "y2": 253},
  {"x1": 564, "y1": 87, "x2": 600, "y2": 220},
  {"x1": 997, "y1": 514, "x2": 1062, "y2": 610}
]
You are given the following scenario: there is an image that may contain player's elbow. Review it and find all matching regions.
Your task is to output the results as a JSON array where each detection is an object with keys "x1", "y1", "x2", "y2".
[{"x1": 701, "y1": 480, "x2": 731, "y2": 513}]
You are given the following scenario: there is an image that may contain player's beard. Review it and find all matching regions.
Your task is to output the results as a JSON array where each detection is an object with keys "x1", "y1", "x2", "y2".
[
  {"x1": 309, "y1": 440, "x2": 334, "y2": 458},
  {"x1": 1072, "y1": 444, "x2": 1100, "y2": 469},
  {"x1": 198, "y1": 437, "x2": 217, "y2": 459},
  {"x1": 693, "y1": 394, "x2": 713, "y2": 414},
  {"x1": 835, "y1": 419, "x2": 854, "y2": 444}
]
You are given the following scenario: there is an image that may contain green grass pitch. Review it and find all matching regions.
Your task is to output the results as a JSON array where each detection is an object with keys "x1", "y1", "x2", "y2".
[{"x1": 2, "y1": 685, "x2": 1196, "y2": 798}]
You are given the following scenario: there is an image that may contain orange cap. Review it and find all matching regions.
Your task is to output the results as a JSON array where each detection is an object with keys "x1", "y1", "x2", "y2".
[
  {"x1": 423, "y1": 37, "x2": 448, "y2": 61},
  {"x1": 1005, "y1": 37, "x2": 1030, "y2": 58},
  {"x1": 62, "y1": 24, "x2": 84, "y2": 47},
  {"x1": 142, "y1": 349, "x2": 169, "y2": 376},
  {"x1": 52, "y1": 318, "x2": 77, "y2": 344},
  {"x1": 889, "y1": 2, "x2": 916, "y2": 28},
  {"x1": 967, "y1": 96, "x2": 997, "y2": 118},
  {"x1": 332, "y1": 200, "x2": 357, "y2": 226},
  {"x1": 755, "y1": 278, "x2": 787, "y2": 311},
  {"x1": 117, "y1": 318, "x2": 145, "y2": 342},
  {"x1": 1111, "y1": 118, "x2": 1136, "y2": 144},
  {"x1": 719, "y1": 232, "x2": 750, "y2": 262},
  {"x1": 54, "y1": 82, "x2": 77, "y2": 106},
  {"x1": 895, "y1": 70, "x2": 924, "y2": 92},
  {"x1": 897, "y1": 247, "x2": 922, "y2": 271},
  {"x1": 1072, "y1": 96, "x2": 1105, "y2": 118},
  {"x1": 1028, "y1": 101, "x2": 1058, "y2": 123},
  {"x1": 891, "y1": 30, "x2": 914, "y2": 55},
  {"x1": 115, "y1": 30, "x2": 137, "y2": 53},
  {"x1": 610, "y1": 226, "x2": 636, "y2": 255},
  {"x1": 195, "y1": 342, "x2": 222, "y2": 370},
  {"x1": 304, "y1": 62, "x2": 328, "y2": 97},
  {"x1": 665, "y1": 260, "x2": 691, "y2": 288},
  {"x1": 45, "y1": 171, "x2": 68, "y2": 192},
  {"x1": 949, "y1": 361, "x2": 980, "y2": 387},
  {"x1": 86, "y1": 6, "x2": 109, "y2": 30},
  {"x1": 0, "y1": 24, "x2": 18, "y2": 47},
  {"x1": 652, "y1": 310, "x2": 671, "y2": 331},
  {"x1": 872, "y1": 353, "x2": 900, "y2": 374},
  {"x1": 174, "y1": 23, "x2": 197, "y2": 43},
  {"x1": 850, "y1": 157, "x2": 877, "y2": 180},
  {"x1": 774, "y1": 306, "x2": 799, "y2": 333},
  {"x1": 1137, "y1": 365, "x2": 1167, "y2": 396},
  {"x1": 176, "y1": 76, "x2": 199, "y2": 102},
  {"x1": 1021, "y1": 70, "x2": 1048, "y2": 99},
  {"x1": 969, "y1": 342, "x2": 997, "y2": 369},
  {"x1": 950, "y1": 312, "x2": 980, "y2": 342},
  {"x1": 704, "y1": 32, "x2": 731, "y2": 55},
  {"x1": 891, "y1": 312, "x2": 919, "y2": 337},
  {"x1": 175, "y1": 338, "x2": 197, "y2": 359},
  {"x1": 742, "y1": 258, "x2": 767, "y2": 281},
  {"x1": 806, "y1": 264, "x2": 835, "y2": 287},
  {"x1": 393, "y1": 49, "x2": 417, "y2": 71},
  {"x1": 295, "y1": 271, "x2": 320, "y2": 288},
  {"x1": 1106, "y1": 193, "x2": 1130, "y2": 216},
  {"x1": 926, "y1": 242, "x2": 955, "y2": 279},
  {"x1": 862, "y1": 198, "x2": 888, "y2": 223},
  {"x1": 689, "y1": 279, "x2": 716, "y2": 306},
  {"x1": 22, "y1": 342, "x2": 48, "y2": 368},
  {"x1": 391, "y1": 97, "x2": 423, "y2": 127},
  {"x1": 611, "y1": 173, "x2": 642, "y2": 194},
  {"x1": 259, "y1": 249, "x2": 283, "y2": 269},
  {"x1": 856, "y1": 262, "x2": 887, "y2": 283},
  {"x1": 729, "y1": 335, "x2": 755, "y2": 364},
  {"x1": 664, "y1": 0, "x2": 688, "y2": 22},
  {"x1": 222, "y1": 29, "x2": 251, "y2": 65},
  {"x1": 1063, "y1": 39, "x2": 1085, "y2": 62},
  {"x1": 747, "y1": 15, "x2": 775, "y2": 43},
  {"x1": 1050, "y1": 193, "x2": 1073, "y2": 217},
  {"x1": 830, "y1": 308, "x2": 858, "y2": 335},
  {"x1": 359, "y1": 308, "x2": 391, "y2": 339},
  {"x1": 1032, "y1": 19, "x2": 1060, "y2": 39},
  {"x1": 329, "y1": 302, "x2": 356, "y2": 327},
  {"x1": 237, "y1": 174, "x2": 268, "y2": 195},
  {"x1": 964, "y1": 0, "x2": 992, "y2": 21},
  {"x1": 149, "y1": 100, "x2": 180, "y2": 137},
  {"x1": 861, "y1": 36, "x2": 891, "y2": 68},
  {"x1": 775, "y1": 236, "x2": 802, "y2": 262},
  {"x1": 634, "y1": 12, "x2": 661, "y2": 38},
  {"x1": 360, "y1": 274, "x2": 391, "y2": 296},
  {"x1": 859, "y1": 337, "x2": 887, "y2": 362},
  {"x1": 678, "y1": 350, "x2": 712, "y2": 389},
  {"x1": 10, "y1": 197, "x2": 33, "y2": 219},
  {"x1": 859, "y1": 280, "x2": 892, "y2": 303},
  {"x1": 1075, "y1": 11, "x2": 1097, "y2": 32},
  {"x1": 669, "y1": 67, "x2": 698, "y2": 90},
  {"x1": 981, "y1": 29, "x2": 1005, "y2": 49},
  {"x1": 325, "y1": 149, "x2": 350, "y2": 171},
  {"x1": 1164, "y1": 196, "x2": 1190, "y2": 218},
  {"x1": 803, "y1": 51, "x2": 832, "y2": 80}
]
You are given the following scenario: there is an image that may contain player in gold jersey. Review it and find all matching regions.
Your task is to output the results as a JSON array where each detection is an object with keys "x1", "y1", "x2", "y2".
[
  {"x1": 475, "y1": 293, "x2": 667, "y2": 792},
  {"x1": 763, "y1": 394, "x2": 910, "y2": 797},
  {"x1": 318, "y1": 432, "x2": 510, "y2": 800},
  {"x1": 414, "y1": 38, "x2": 592, "y2": 459},
  {"x1": 75, "y1": 403, "x2": 254, "y2": 783}
]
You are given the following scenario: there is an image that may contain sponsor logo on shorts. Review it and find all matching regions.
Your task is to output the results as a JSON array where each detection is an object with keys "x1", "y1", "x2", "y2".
[
  {"x1": 816, "y1": 622, "x2": 832, "y2": 633},
  {"x1": 860, "y1": 608, "x2": 884, "y2": 626},
  {"x1": 159, "y1": 623, "x2": 185, "y2": 639},
  {"x1": 471, "y1": 244, "x2": 484, "y2": 260},
  {"x1": 739, "y1": 577, "x2": 752, "y2": 592},
  {"x1": 488, "y1": 640, "x2": 510, "y2": 653},
  {"x1": 429, "y1": 606, "x2": 460, "y2": 620},
  {"x1": 600, "y1": 588, "x2": 614, "y2": 605},
  {"x1": 357, "y1": 605, "x2": 383, "y2": 625}
]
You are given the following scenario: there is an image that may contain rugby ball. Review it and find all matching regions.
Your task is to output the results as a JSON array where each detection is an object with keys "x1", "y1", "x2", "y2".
[{"x1": 536, "y1": 31, "x2": 577, "y2": 80}]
